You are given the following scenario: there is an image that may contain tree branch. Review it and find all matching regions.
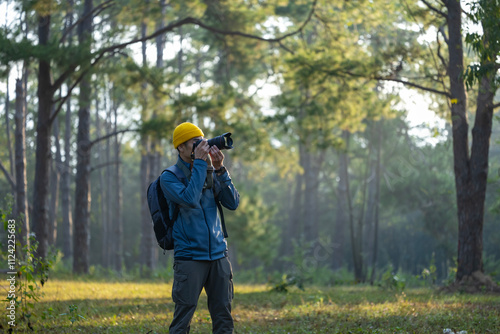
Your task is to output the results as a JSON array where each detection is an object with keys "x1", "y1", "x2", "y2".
[
  {"x1": 0, "y1": 159, "x2": 16, "y2": 190},
  {"x1": 421, "y1": 0, "x2": 447, "y2": 18},
  {"x1": 438, "y1": 25, "x2": 449, "y2": 45},
  {"x1": 436, "y1": 30, "x2": 448, "y2": 69},
  {"x1": 91, "y1": 160, "x2": 119, "y2": 173},
  {"x1": 50, "y1": 49, "x2": 120, "y2": 124},
  {"x1": 333, "y1": 67, "x2": 451, "y2": 97},
  {"x1": 373, "y1": 76, "x2": 451, "y2": 97},
  {"x1": 89, "y1": 128, "x2": 139, "y2": 148},
  {"x1": 93, "y1": 0, "x2": 317, "y2": 59},
  {"x1": 49, "y1": 1, "x2": 317, "y2": 118},
  {"x1": 493, "y1": 102, "x2": 500, "y2": 110},
  {"x1": 59, "y1": 0, "x2": 115, "y2": 44},
  {"x1": 49, "y1": 64, "x2": 87, "y2": 125}
]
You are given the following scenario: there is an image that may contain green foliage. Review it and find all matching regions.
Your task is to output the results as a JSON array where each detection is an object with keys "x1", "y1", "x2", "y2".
[
  {"x1": 271, "y1": 273, "x2": 304, "y2": 293},
  {"x1": 58, "y1": 304, "x2": 86, "y2": 325},
  {"x1": 0, "y1": 196, "x2": 55, "y2": 330},
  {"x1": 14, "y1": 239, "x2": 53, "y2": 320},
  {"x1": 483, "y1": 253, "x2": 500, "y2": 283},
  {"x1": 420, "y1": 252, "x2": 438, "y2": 285},
  {"x1": 278, "y1": 239, "x2": 314, "y2": 290},
  {"x1": 463, "y1": 0, "x2": 500, "y2": 89},
  {"x1": 271, "y1": 239, "x2": 346, "y2": 292},
  {"x1": 444, "y1": 258, "x2": 458, "y2": 286},
  {"x1": 380, "y1": 264, "x2": 406, "y2": 291}
]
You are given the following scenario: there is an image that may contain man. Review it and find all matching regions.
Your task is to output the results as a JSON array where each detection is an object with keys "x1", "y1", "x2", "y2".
[{"x1": 161, "y1": 122, "x2": 240, "y2": 334}]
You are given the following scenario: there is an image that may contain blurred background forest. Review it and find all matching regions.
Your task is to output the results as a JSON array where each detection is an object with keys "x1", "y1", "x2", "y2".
[{"x1": 0, "y1": 0, "x2": 499, "y2": 287}]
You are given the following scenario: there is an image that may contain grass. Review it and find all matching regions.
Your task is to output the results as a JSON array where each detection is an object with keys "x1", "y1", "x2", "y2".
[{"x1": 1, "y1": 278, "x2": 500, "y2": 333}]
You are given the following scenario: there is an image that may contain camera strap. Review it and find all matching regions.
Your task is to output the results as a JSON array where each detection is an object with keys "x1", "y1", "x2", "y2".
[
  {"x1": 216, "y1": 200, "x2": 229, "y2": 238},
  {"x1": 204, "y1": 155, "x2": 214, "y2": 189}
]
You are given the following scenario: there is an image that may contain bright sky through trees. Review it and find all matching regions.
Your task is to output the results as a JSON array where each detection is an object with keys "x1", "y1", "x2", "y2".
[{"x1": 0, "y1": 1, "x2": 449, "y2": 144}]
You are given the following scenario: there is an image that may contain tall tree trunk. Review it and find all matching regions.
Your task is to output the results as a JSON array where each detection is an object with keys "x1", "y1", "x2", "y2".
[
  {"x1": 303, "y1": 150, "x2": 323, "y2": 244},
  {"x1": 140, "y1": 137, "x2": 153, "y2": 273},
  {"x1": 446, "y1": 0, "x2": 496, "y2": 282},
  {"x1": 139, "y1": 4, "x2": 155, "y2": 274},
  {"x1": 73, "y1": 0, "x2": 93, "y2": 274},
  {"x1": 332, "y1": 131, "x2": 349, "y2": 270},
  {"x1": 61, "y1": 91, "x2": 73, "y2": 259},
  {"x1": 369, "y1": 124, "x2": 382, "y2": 285},
  {"x1": 363, "y1": 150, "x2": 377, "y2": 268},
  {"x1": 61, "y1": 0, "x2": 74, "y2": 260},
  {"x1": 49, "y1": 115, "x2": 62, "y2": 246},
  {"x1": 150, "y1": 0, "x2": 167, "y2": 266},
  {"x1": 104, "y1": 109, "x2": 112, "y2": 268},
  {"x1": 354, "y1": 143, "x2": 371, "y2": 283},
  {"x1": 33, "y1": 14, "x2": 53, "y2": 260},
  {"x1": 95, "y1": 90, "x2": 107, "y2": 268},
  {"x1": 14, "y1": 78, "x2": 29, "y2": 247},
  {"x1": 112, "y1": 102, "x2": 123, "y2": 272},
  {"x1": 5, "y1": 70, "x2": 15, "y2": 189},
  {"x1": 339, "y1": 131, "x2": 363, "y2": 282},
  {"x1": 456, "y1": 74, "x2": 495, "y2": 280},
  {"x1": 177, "y1": 25, "x2": 183, "y2": 97},
  {"x1": 282, "y1": 171, "x2": 303, "y2": 259}
]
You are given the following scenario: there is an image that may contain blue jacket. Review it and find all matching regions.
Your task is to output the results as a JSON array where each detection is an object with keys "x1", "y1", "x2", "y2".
[{"x1": 160, "y1": 157, "x2": 239, "y2": 261}]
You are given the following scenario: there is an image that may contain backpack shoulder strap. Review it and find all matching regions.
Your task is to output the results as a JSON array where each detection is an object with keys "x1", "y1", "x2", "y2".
[
  {"x1": 160, "y1": 165, "x2": 185, "y2": 223},
  {"x1": 165, "y1": 164, "x2": 187, "y2": 185}
]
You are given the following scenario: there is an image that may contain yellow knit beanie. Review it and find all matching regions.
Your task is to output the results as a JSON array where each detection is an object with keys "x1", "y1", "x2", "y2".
[{"x1": 172, "y1": 122, "x2": 204, "y2": 149}]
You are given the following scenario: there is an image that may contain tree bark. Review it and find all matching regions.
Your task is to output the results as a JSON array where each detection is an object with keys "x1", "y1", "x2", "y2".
[
  {"x1": 340, "y1": 131, "x2": 363, "y2": 282},
  {"x1": 95, "y1": 88, "x2": 107, "y2": 267},
  {"x1": 61, "y1": 91, "x2": 73, "y2": 259},
  {"x1": 32, "y1": 14, "x2": 53, "y2": 261},
  {"x1": 139, "y1": 5, "x2": 156, "y2": 274},
  {"x1": 287, "y1": 170, "x2": 303, "y2": 254},
  {"x1": 369, "y1": 124, "x2": 382, "y2": 285},
  {"x1": 14, "y1": 78, "x2": 29, "y2": 247},
  {"x1": 363, "y1": 122, "x2": 381, "y2": 273},
  {"x1": 456, "y1": 73, "x2": 495, "y2": 280},
  {"x1": 105, "y1": 109, "x2": 112, "y2": 268},
  {"x1": 140, "y1": 137, "x2": 154, "y2": 273},
  {"x1": 112, "y1": 101, "x2": 123, "y2": 272},
  {"x1": 73, "y1": 0, "x2": 93, "y2": 274},
  {"x1": 332, "y1": 131, "x2": 349, "y2": 270},
  {"x1": 446, "y1": 0, "x2": 496, "y2": 281},
  {"x1": 363, "y1": 151, "x2": 377, "y2": 268},
  {"x1": 61, "y1": 1, "x2": 74, "y2": 260},
  {"x1": 49, "y1": 115, "x2": 62, "y2": 246},
  {"x1": 303, "y1": 150, "x2": 323, "y2": 244},
  {"x1": 5, "y1": 70, "x2": 15, "y2": 193}
]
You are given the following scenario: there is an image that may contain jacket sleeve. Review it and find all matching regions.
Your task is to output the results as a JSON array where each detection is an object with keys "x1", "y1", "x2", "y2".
[
  {"x1": 160, "y1": 159, "x2": 207, "y2": 208},
  {"x1": 215, "y1": 170, "x2": 240, "y2": 210}
]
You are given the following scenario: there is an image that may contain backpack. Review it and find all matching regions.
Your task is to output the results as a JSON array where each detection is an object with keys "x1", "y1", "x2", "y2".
[{"x1": 146, "y1": 165, "x2": 185, "y2": 251}]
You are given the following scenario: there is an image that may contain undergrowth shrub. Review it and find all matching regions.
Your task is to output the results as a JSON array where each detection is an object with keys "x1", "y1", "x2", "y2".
[{"x1": 0, "y1": 195, "x2": 55, "y2": 331}]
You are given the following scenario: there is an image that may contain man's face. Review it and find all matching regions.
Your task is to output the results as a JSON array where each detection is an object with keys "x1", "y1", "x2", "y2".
[{"x1": 178, "y1": 136, "x2": 204, "y2": 160}]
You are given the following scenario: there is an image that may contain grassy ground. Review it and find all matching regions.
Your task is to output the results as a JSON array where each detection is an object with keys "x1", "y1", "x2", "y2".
[{"x1": 1, "y1": 279, "x2": 500, "y2": 333}]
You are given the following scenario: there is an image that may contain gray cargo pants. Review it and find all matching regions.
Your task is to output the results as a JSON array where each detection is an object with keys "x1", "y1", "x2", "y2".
[{"x1": 169, "y1": 257, "x2": 234, "y2": 334}]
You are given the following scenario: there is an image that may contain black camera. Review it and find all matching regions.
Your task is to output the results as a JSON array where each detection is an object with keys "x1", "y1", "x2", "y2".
[{"x1": 193, "y1": 132, "x2": 234, "y2": 151}]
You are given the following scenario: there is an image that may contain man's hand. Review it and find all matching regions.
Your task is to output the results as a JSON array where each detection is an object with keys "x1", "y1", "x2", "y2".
[
  {"x1": 193, "y1": 140, "x2": 210, "y2": 161},
  {"x1": 209, "y1": 146, "x2": 224, "y2": 170}
]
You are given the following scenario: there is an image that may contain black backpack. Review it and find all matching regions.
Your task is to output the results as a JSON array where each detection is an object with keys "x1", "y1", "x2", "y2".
[{"x1": 146, "y1": 165, "x2": 185, "y2": 251}]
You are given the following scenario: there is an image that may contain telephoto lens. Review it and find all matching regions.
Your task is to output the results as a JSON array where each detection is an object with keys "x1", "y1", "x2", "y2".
[
  {"x1": 193, "y1": 133, "x2": 233, "y2": 150},
  {"x1": 207, "y1": 133, "x2": 233, "y2": 150}
]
